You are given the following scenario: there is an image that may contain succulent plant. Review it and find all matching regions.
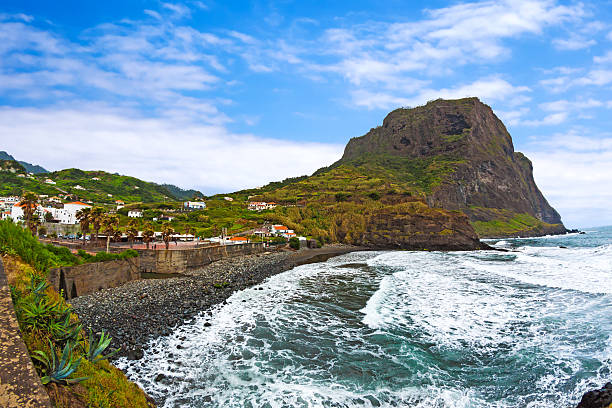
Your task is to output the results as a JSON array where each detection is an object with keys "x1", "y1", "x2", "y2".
[{"x1": 32, "y1": 341, "x2": 88, "y2": 385}]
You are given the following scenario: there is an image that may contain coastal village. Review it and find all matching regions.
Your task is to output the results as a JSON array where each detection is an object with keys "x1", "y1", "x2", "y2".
[{"x1": 1, "y1": 193, "x2": 301, "y2": 248}]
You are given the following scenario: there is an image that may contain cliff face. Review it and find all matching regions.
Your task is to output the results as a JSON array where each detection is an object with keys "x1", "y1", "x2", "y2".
[{"x1": 338, "y1": 97, "x2": 565, "y2": 237}]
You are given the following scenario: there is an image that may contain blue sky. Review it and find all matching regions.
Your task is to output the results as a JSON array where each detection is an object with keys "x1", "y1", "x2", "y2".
[{"x1": 1, "y1": 0, "x2": 612, "y2": 227}]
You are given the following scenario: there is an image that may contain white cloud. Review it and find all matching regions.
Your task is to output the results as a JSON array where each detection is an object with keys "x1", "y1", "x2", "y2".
[
  {"x1": 552, "y1": 36, "x2": 596, "y2": 50},
  {"x1": 521, "y1": 112, "x2": 568, "y2": 126},
  {"x1": 161, "y1": 3, "x2": 191, "y2": 19},
  {"x1": 349, "y1": 77, "x2": 530, "y2": 110},
  {"x1": 0, "y1": 107, "x2": 343, "y2": 193},
  {"x1": 526, "y1": 131, "x2": 612, "y2": 227},
  {"x1": 539, "y1": 98, "x2": 603, "y2": 112},
  {"x1": 594, "y1": 50, "x2": 612, "y2": 64}
]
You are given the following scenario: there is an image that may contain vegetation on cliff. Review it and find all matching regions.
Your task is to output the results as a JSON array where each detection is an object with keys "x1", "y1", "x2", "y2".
[{"x1": 1, "y1": 221, "x2": 153, "y2": 407}]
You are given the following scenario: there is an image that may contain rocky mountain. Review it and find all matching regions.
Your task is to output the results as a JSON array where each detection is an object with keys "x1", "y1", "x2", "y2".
[
  {"x1": 0, "y1": 151, "x2": 49, "y2": 174},
  {"x1": 255, "y1": 97, "x2": 565, "y2": 244},
  {"x1": 338, "y1": 97, "x2": 564, "y2": 237}
]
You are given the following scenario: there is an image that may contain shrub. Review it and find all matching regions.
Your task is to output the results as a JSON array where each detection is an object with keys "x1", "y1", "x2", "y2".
[
  {"x1": 0, "y1": 219, "x2": 79, "y2": 271},
  {"x1": 289, "y1": 237, "x2": 300, "y2": 250}
]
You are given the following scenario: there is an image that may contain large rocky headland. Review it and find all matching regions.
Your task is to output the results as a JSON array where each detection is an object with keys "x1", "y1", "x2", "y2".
[{"x1": 254, "y1": 97, "x2": 566, "y2": 247}]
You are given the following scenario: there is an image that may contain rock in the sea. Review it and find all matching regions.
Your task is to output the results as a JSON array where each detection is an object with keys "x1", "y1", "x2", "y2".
[
  {"x1": 577, "y1": 382, "x2": 612, "y2": 408},
  {"x1": 127, "y1": 347, "x2": 144, "y2": 361}
]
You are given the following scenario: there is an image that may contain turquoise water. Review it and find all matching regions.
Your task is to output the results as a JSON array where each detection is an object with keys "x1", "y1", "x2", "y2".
[{"x1": 118, "y1": 227, "x2": 612, "y2": 407}]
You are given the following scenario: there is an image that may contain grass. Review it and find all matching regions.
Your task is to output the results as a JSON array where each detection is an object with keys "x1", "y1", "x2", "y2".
[{"x1": 469, "y1": 207, "x2": 562, "y2": 237}]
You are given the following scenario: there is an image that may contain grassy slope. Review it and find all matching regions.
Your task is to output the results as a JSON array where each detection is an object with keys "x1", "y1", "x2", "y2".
[
  {"x1": 1, "y1": 221, "x2": 152, "y2": 407},
  {"x1": 469, "y1": 207, "x2": 562, "y2": 238},
  {"x1": 0, "y1": 165, "x2": 193, "y2": 203}
]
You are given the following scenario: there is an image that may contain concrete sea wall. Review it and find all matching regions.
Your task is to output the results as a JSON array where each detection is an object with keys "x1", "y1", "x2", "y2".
[
  {"x1": 138, "y1": 243, "x2": 265, "y2": 274},
  {"x1": 48, "y1": 258, "x2": 140, "y2": 300},
  {"x1": 0, "y1": 257, "x2": 53, "y2": 408}
]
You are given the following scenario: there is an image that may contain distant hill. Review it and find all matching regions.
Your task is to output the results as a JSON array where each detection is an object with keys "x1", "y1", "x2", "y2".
[
  {"x1": 247, "y1": 98, "x2": 565, "y2": 243},
  {"x1": 159, "y1": 184, "x2": 204, "y2": 200},
  {"x1": 0, "y1": 151, "x2": 48, "y2": 174}
]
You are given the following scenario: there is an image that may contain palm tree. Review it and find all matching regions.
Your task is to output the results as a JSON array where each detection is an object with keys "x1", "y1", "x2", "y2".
[
  {"x1": 20, "y1": 192, "x2": 39, "y2": 234},
  {"x1": 142, "y1": 223, "x2": 154, "y2": 250},
  {"x1": 76, "y1": 207, "x2": 91, "y2": 245},
  {"x1": 161, "y1": 223, "x2": 174, "y2": 250},
  {"x1": 126, "y1": 219, "x2": 138, "y2": 248},
  {"x1": 100, "y1": 214, "x2": 119, "y2": 253},
  {"x1": 90, "y1": 207, "x2": 104, "y2": 246}
]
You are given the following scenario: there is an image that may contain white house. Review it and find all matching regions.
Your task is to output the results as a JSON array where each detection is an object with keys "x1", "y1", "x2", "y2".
[
  {"x1": 11, "y1": 203, "x2": 44, "y2": 223},
  {"x1": 128, "y1": 210, "x2": 143, "y2": 218},
  {"x1": 248, "y1": 202, "x2": 278, "y2": 211},
  {"x1": 183, "y1": 201, "x2": 207, "y2": 210},
  {"x1": 224, "y1": 197, "x2": 234, "y2": 201},
  {"x1": 45, "y1": 178, "x2": 56, "y2": 185},
  {"x1": 74, "y1": 185, "x2": 85, "y2": 190},
  {"x1": 61, "y1": 201, "x2": 92, "y2": 224},
  {"x1": 91, "y1": 177, "x2": 101, "y2": 181}
]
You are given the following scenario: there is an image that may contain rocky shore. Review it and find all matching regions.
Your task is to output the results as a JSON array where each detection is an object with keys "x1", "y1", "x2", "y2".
[
  {"x1": 70, "y1": 245, "x2": 363, "y2": 360},
  {"x1": 577, "y1": 383, "x2": 612, "y2": 408}
]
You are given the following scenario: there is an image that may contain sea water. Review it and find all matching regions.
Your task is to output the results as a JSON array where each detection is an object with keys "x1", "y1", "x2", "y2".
[{"x1": 117, "y1": 227, "x2": 612, "y2": 407}]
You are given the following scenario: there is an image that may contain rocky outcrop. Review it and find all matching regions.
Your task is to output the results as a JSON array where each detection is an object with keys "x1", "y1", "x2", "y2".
[
  {"x1": 338, "y1": 97, "x2": 565, "y2": 237},
  {"x1": 577, "y1": 383, "x2": 612, "y2": 408},
  {"x1": 347, "y1": 202, "x2": 487, "y2": 250}
]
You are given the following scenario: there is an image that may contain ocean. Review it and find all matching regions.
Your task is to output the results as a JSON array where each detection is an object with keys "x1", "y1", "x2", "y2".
[{"x1": 117, "y1": 227, "x2": 612, "y2": 407}]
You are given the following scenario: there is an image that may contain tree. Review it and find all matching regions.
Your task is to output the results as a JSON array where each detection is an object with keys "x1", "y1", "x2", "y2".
[
  {"x1": 142, "y1": 223, "x2": 154, "y2": 250},
  {"x1": 76, "y1": 207, "x2": 92, "y2": 245},
  {"x1": 161, "y1": 223, "x2": 174, "y2": 250},
  {"x1": 90, "y1": 207, "x2": 104, "y2": 245},
  {"x1": 100, "y1": 214, "x2": 119, "y2": 253},
  {"x1": 38, "y1": 226, "x2": 47, "y2": 237},
  {"x1": 126, "y1": 219, "x2": 139, "y2": 248},
  {"x1": 20, "y1": 192, "x2": 39, "y2": 234},
  {"x1": 44, "y1": 211, "x2": 54, "y2": 223}
]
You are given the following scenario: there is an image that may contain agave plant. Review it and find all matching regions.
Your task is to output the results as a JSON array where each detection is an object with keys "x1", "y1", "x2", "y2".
[
  {"x1": 52, "y1": 308, "x2": 83, "y2": 344},
  {"x1": 32, "y1": 341, "x2": 88, "y2": 385},
  {"x1": 28, "y1": 274, "x2": 49, "y2": 301},
  {"x1": 20, "y1": 297, "x2": 60, "y2": 331},
  {"x1": 86, "y1": 328, "x2": 119, "y2": 363}
]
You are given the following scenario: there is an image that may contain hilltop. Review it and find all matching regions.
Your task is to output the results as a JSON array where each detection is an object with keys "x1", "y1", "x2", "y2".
[
  {"x1": 0, "y1": 161, "x2": 202, "y2": 203},
  {"x1": 0, "y1": 150, "x2": 48, "y2": 174},
  {"x1": 252, "y1": 98, "x2": 565, "y2": 240}
]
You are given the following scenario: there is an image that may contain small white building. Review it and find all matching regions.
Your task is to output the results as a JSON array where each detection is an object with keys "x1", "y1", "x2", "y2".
[
  {"x1": 184, "y1": 201, "x2": 207, "y2": 210},
  {"x1": 45, "y1": 178, "x2": 56, "y2": 185},
  {"x1": 224, "y1": 197, "x2": 234, "y2": 201},
  {"x1": 11, "y1": 203, "x2": 44, "y2": 223},
  {"x1": 128, "y1": 210, "x2": 143, "y2": 218},
  {"x1": 74, "y1": 185, "x2": 85, "y2": 190},
  {"x1": 61, "y1": 201, "x2": 92, "y2": 224},
  {"x1": 91, "y1": 177, "x2": 101, "y2": 181},
  {"x1": 248, "y1": 201, "x2": 278, "y2": 211}
]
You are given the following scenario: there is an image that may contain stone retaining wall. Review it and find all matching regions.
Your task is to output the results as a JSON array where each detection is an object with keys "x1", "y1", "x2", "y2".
[
  {"x1": 0, "y1": 257, "x2": 53, "y2": 408},
  {"x1": 138, "y1": 243, "x2": 265, "y2": 274},
  {"x1": 48, "y1": 258, "x2": 140, "y2": 300}
]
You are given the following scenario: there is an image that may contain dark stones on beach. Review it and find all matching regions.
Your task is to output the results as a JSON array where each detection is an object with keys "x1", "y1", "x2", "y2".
[{"x1": 70, "y1": 247, "x2": 356, "y2": 360}]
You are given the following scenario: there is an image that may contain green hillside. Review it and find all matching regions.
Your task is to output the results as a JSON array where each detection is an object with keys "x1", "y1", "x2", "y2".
[{"x1": 0, "y1": 164, "x2": 195, "y2": 203}]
